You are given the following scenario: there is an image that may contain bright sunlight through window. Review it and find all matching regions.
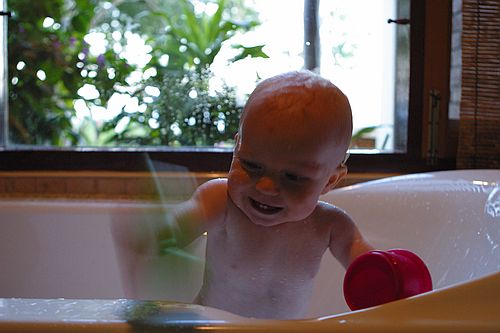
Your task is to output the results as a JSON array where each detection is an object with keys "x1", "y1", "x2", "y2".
[{"x1": 5, "y1": 0, "x2": 408, "y2": 152}]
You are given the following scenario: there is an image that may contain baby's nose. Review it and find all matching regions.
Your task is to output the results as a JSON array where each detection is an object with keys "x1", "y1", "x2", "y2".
[{"x1": 255, "y1": 176, "x2": 280, "y2": 196}]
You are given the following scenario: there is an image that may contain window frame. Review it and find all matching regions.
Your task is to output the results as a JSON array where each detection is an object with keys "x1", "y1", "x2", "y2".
[{"x1": 0, "y1": 0, "x2": 455, "y2": 173}]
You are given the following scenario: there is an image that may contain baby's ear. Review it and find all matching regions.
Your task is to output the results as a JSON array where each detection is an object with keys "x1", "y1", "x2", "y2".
[
  {"x1": 233, "y1": 133, "x2": 240, "y2": 150},
  {"x1": 321, "y1": 165, "x2": 348, "y2": 194}
]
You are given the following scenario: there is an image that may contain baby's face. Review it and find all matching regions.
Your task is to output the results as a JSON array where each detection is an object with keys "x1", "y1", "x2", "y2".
[{"x1": 227, "y1": 114, "x2": 345, "y2": 227}]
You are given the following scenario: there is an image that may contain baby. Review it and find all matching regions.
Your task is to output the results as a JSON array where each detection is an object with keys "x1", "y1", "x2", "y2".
[
  {"x1": 116, "y1": 71, "x2": 374, "y2": 319},
  {"x1": 115, "y1": 71, "x2": 434, "y2": 318}
]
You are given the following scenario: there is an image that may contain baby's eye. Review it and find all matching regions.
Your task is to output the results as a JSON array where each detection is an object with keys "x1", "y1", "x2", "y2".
[
  {"x1": 284, "y1": 172, "x2": 308, "y2": 183},
  {"x1": 240, "y1": 159, "x2": 262, "y2": 172}
]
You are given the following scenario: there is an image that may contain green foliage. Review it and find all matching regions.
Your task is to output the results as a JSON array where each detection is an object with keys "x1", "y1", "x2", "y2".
[
  {"x1": 230, "y1": 44, "x2": 269, "y2": 62},
  {"x1": 151, "y1": 68, "x2": 242, "y2": 146},
  {"x1": 8, "y1": 0, "x2": 137, "y2": 145},
  {"x1": 148, "y1": 0, "x2": 262, "y2": 71},
  {"x1": 99, "y1": 69, "x2": 241, "y2": 147},
  {"x1": 9, "y1": 0, "x2": 81, "y2": 145},
  {"x1": 7, "y1": 0, "x2": 266, "y2": 147},
  {"x1": 351, "y1": 126, "x2": 378, "y2": 142}
]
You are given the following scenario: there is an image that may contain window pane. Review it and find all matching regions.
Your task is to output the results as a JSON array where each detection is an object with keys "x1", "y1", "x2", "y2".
[
  {"x1": 318, "y1": 0, "x2": 409, "y2": 152},
  {"x1": 6, "y1": 0, "x2": 408, "y2": 152}
]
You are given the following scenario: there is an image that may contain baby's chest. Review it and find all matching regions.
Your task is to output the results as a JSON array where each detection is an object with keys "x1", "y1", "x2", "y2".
[{"x1": 206, "y1": 226, "x2": 328, "y2": 280}]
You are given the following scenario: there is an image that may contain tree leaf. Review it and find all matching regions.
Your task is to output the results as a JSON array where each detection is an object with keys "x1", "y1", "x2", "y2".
[
  {"x1": 230, "y1": 44, "x2": 269, "y2": 62},
  {"x1": 351, "y1": 126, "x2": 378, "y2": 140}
]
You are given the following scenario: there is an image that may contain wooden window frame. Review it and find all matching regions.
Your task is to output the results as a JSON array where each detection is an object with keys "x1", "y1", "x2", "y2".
[{"x1": 0, "y1": 1, "x2": 455, "y2": 173}]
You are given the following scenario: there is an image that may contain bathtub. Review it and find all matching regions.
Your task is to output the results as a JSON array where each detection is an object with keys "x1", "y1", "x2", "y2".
[{"x1": 0, "y1": 169, "x2": 499, "y2": 332}]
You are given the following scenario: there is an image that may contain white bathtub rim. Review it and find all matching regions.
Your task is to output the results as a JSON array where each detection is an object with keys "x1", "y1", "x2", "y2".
[
  {"x1": 332, "y1": 169, "x2": 499, "y2": 193},
  {"x1": 318, "y1": 270, "x2": 500, "y2": 331},
  {"x1": 0, "y1": 271, "x2": 498, "y2": 332}
]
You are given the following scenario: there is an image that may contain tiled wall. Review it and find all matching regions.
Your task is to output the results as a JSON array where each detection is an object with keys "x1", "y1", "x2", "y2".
[
  {"x1": 0, "y1": 172, "x2": 398, "y2": 200},
  {"x1": 0, "y1": 172, "x2": 210, "y2": 201}
]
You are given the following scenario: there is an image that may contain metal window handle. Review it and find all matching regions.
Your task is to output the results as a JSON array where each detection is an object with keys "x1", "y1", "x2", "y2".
[
  {"x1": 0, "y1": 11, "x2": 11, "y2": 17},
  {"x1": 387, "y1": 18, "x2": 410, "y2": 25}
]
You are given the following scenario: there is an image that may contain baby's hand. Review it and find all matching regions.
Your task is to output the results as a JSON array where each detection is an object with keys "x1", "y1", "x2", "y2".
[{"x1": 343, "y1": 249, "x2": 432, "y2": 310}]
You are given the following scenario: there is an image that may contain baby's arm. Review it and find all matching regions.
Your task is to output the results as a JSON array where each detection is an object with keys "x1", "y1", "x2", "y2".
[
  {"x1": 112, "y1": 178, "x2": 228, "y2": 257},
  {"x1": 327, "y1": 207, "x2": 432, "y2": 310},
  {"x1": 327, "y1": 208, "x2": 374, "y2": 269},
  {"x1": 157, "y1": 178, "x2": 228, "y2": 251},
  {"x1": 111, "y1": 178, "x2": 228, "y2": 298}
]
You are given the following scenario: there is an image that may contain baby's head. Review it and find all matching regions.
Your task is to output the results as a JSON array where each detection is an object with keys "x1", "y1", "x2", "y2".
[
  {"x1": 240, "y1": 70, "x2": 352, "y2": 167},
  {"x1": 228, "y1": 71, "x2": 353, "y2": 226}
]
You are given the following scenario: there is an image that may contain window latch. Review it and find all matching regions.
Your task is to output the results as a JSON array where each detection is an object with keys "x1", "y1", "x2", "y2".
[
  {"x1": 387, "y1": 18, "x2": 410, "y2": 25},
  {"x1": 0, "y1": 11, "x2": 11, "y2": 17}
]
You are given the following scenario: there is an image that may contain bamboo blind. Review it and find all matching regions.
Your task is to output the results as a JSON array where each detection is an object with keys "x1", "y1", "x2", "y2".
[{"x1": 457, "y1": 0, "x2": 500, "y2": 168}]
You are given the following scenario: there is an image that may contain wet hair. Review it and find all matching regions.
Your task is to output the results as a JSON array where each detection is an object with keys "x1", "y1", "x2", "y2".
[{"x1": 240, "y1": 70, "x2": 353, "y2": 151}]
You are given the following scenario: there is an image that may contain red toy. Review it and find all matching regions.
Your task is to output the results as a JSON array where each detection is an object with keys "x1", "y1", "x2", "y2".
[{"x1": 343, "y1": 249, "x2": 432, "y2": 311}]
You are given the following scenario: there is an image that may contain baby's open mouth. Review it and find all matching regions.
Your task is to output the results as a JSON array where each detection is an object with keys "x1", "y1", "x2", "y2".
[{"x1": 249, "y1": 198, "x2": 283, "y2": 215}]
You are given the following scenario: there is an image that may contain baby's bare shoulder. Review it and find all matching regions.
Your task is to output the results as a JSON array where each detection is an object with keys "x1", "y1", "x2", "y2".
[
  {"x1": 192, "y1": 178, "x2": 229, "y2": 207},
  {"x1": 313, "y1": 201, "x2": 355, "y2": 231},
  {"x1": 315, "y1": 201, "x2": 351, "y2": 220},
  {"x1": 192, "y1": 178, "x2": 229, "y2": 226},
  {"x1": 195, "y1": 178, "x2": 228, "y2": 197}
]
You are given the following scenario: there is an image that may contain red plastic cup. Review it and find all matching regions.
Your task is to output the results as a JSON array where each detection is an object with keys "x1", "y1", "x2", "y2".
[{"x1": 343, "y1": 249, "x2": 432, "y2": 311}]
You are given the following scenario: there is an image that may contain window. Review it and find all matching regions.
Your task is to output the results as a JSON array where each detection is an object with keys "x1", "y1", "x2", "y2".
[{"x1": 0, "y1": 1, "x2": 453, "y2": 172}]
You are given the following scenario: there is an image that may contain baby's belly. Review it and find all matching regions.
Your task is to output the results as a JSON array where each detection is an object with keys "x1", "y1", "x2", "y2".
[
  {"x1": 197, "y1": 262, "x2": 317, "y2": 319},
  {"x1": 199, "y1": 226, "x2": 328, "y2": 319}
]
